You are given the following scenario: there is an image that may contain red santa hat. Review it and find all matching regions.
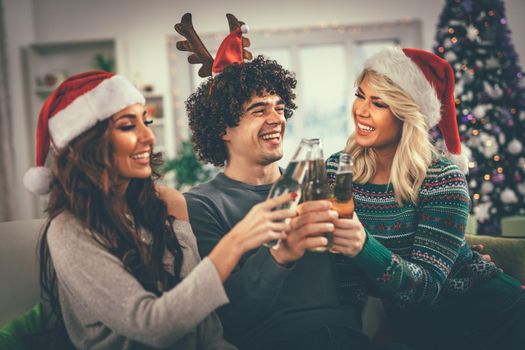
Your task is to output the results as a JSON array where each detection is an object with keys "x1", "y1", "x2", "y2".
[
  {"x1": 23, "y1": 70, "x2": 145, "y2": 195},
  {"x1": 212, "y1": 24, "x2": 249, "y2": 75},
  {"x1": 363, "y1": 47, "x2": 469, "y2": 173}
]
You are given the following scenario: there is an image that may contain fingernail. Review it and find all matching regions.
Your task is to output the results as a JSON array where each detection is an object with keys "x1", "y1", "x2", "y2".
[
  {"x1": 329, "y1": 210, "x2": 339, "y2": 219},
  {"x1": 290, "y1": 192, "x2": 298, "y2": 199},
  {"x1": 321, "y1": 237, "x2": 328, "y2": 245},
  {"x1": 326, "y1": 223, "x2": 335, "y2": 231}
]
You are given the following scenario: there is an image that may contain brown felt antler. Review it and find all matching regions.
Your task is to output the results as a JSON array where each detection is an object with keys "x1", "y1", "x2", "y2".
[
  {"x1": 225, "y1": 13, "x2": 253, "y2": 61},
  {"x1": 174, "y1": 13, "x2": 214, "y2": 78}
]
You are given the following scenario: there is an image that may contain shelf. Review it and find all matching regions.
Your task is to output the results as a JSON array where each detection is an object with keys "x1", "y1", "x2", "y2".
[
  {"x1": 34, "y1": 88, "x2": 56, "y2": 96},
  {"x1": 144, "y1": 93, "x2": 163, "y2": 100}
]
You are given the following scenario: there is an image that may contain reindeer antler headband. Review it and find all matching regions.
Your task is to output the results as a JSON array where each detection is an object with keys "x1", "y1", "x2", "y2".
[{"x1": 174, "y1": 13, "x2": 253, "y2": 77}]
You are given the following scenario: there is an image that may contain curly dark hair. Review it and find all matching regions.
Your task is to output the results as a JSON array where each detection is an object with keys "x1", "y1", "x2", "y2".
[{"x1": 186, "y1": 55, "x2": 297, "y2": 166}]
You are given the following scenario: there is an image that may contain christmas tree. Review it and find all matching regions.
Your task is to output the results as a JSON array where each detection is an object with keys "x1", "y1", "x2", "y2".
[{"x1": 433, "y1": 0, "x2": 525, "y2": 235}]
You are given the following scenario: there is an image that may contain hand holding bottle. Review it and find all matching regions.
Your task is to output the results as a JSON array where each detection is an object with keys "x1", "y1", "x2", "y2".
[
  {"x1": 329, "y1": 212, "x2": 367, "y2": 257},
  {"x1": 209, "y1": 192, "x2": 297, "y2": 282},
  {"x1": 269, "y1": 199, "x2": 337, "y2": 265}
]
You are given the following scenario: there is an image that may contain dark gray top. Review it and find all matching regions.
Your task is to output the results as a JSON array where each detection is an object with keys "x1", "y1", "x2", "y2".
[
  {"x1": 47, "y1": 211, "x2": 236, "y2": 350},
  {"x1": 185, "y1": 173, "x2": 360, "y2": 348}
]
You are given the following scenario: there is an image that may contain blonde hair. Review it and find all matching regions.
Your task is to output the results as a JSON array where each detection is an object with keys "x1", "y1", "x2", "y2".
[{"x1": 345, "y1": 69, "x2": 436, "y2": 205}]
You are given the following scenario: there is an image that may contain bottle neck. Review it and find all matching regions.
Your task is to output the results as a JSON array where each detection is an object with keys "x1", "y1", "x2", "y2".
[
  {"x1": 337, "y1": 153, "x2": 354, "y2": 174},
  {"x1": 309, "y1": 157, "x2": 327, "y2": 181},
  {"x1": 283, "y1": 160, "x2": 308, "y2": 183}
]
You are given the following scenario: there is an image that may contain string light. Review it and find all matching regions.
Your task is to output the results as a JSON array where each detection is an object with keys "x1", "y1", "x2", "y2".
[
  {"x1": 494, "y1": 155, "x2": 500, "y2": 161},
  {"x1": 455, "y1": 98, "x2": 461, "y2": 105},
  {"x1": 473, "y1": 193, "x2": 480, "y2": 200},
  {"x1": 497, "y1": 167, "x2": 503, "y2": 173},
  {"x1": 438, "y1": 47, "x2": 445, "y2": 53},
  {"x1": 448, "y1": 28, "x2": 455, "y2": 34},
  {"x1": 488, "y1": 10, "x2": 495, "y2": 16},
  {"x1": 468, "y1": 161, "x2": 476, "y2": 168},
  {"x1": 451, "y1": 37, "x2": 458, "y2": 44},
  {"x1": 472, "y1": 129, "x2": 479, "y2": 135},
  {"x1": 483, "y1": 174, "x2": 491, "y2": 181}
]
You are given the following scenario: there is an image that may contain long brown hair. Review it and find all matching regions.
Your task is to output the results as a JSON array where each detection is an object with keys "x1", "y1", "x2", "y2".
[{"x1": 38, "y1": 118, "x2": 183, "y2": 347}]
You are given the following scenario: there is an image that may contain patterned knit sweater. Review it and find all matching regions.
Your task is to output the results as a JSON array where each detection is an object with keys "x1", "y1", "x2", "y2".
[{"x1": 326, "y1": 152, "x2": 499, "y2": 311}]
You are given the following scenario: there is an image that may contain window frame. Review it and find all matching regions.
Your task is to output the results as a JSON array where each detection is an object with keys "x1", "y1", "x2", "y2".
[{"x1": 167, "y1": 19, "x2": 422, "y2": 155}]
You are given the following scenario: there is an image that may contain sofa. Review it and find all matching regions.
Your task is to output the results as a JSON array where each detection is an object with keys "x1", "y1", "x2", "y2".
[{"x1": 1, "y1": 218, "x2": 524, "y2": 338}]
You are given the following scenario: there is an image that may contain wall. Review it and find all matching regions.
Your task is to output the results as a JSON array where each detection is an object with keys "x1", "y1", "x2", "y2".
[
  {"x1": 3, "y1": 0, "x2": 35, "y2": 220},
  {"x1": 4, "y1": 0, "x2": 525, "y2": 220}
]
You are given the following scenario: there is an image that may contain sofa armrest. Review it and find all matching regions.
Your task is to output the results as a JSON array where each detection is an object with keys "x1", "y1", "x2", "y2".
[{"x1": 465, "y1": 234, "x2": 525, "y2": 283}]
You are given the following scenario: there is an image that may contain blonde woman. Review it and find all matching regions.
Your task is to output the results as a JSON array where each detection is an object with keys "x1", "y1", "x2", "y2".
[{"x1": 325, "y1": 47, "x2": 524, "y2": 350}]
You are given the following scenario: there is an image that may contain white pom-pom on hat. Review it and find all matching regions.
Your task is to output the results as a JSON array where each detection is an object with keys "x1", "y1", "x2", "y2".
[
  {"x1": 23, "y1": 166, "x2": 53, "y2": 195},
  {"x1": 448, "y1": 150, "x2": 470, "y2": 174},
  {"x1": 212, "y1": 19, "x2": 251, "y2": 75}
]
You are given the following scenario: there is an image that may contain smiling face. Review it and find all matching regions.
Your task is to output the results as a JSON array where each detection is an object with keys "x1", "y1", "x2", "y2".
[
  {"x1": 352, "y1": 74, "x2": 403, "y2": 153},
  {"x1": 222, "y1": 92, "x2": 286, "y2": 166},
  {"x1": 110, "y1": 103, "x2": 155, "y2": 191}
]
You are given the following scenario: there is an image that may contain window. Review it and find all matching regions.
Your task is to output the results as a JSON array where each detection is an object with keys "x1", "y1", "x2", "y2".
[{"x1": 168, "y1": 20, "x2": 422, "y2": 165}]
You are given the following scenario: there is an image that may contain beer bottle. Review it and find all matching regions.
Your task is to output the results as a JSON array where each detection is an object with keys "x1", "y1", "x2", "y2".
[
  {"x1": 263, "y1": 139, "x2": 311, "y2": 249},
  {"x1": 303, "y1": 138, "x2": 332, "y2": 252},
  {"x1": 330, "y1": 152, "x2": 355, "y2": 218}
]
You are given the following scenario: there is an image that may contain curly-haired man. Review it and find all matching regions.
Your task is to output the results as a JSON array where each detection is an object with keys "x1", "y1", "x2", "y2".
[
  {"x1": 186, "y1": 55, "x2": 297, "y2": 167},
  {"x1": 184, "y1": 56, "x2": 409, "y2": 350}
]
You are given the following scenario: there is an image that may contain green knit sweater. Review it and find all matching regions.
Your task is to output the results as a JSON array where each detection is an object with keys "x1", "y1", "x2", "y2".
[{"x1": 326, "y1": 152, "x2": 505, "y2": 311}]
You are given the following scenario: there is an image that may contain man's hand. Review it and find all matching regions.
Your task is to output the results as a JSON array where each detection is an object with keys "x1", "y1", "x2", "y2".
[{"x1": 269, "y1": 200, "x2": 338, "y2": 265}]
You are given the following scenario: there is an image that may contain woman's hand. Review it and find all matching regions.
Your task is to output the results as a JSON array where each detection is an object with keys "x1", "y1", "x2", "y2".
[
  {"x1": 208, "y1": 192, "x2": 297, "y2": 282},
  {"x1": 329, "y1": 212, "x2": 367, "y2": 257},
  {"x1": 227, "y1": 192, "x2": 297, "y2": 253}
]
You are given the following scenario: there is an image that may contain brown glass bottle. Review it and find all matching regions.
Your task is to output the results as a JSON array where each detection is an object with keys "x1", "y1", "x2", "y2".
[
  {"x1": 328, "y1": 152, "x2": 355, "y2": 253},
  {"x1": 303, "y1": 139, "x2": 332, "y2": 252}
]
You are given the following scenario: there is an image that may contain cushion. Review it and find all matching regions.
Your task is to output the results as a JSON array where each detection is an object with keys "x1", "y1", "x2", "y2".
[
  {"x1": 0, "y1": 219, "x2": 45, "y2": 325},
  {"x1": 465, "y1": 234, "x2": 525, "y2": 283},
  {"x1": 0, "y1": 303, "x2": 45, "y2": 350}
]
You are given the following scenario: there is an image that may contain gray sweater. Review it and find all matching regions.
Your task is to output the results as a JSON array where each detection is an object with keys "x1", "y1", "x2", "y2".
[{"x1": 47, "y1": 211, "x2": 236, "y2": 350}]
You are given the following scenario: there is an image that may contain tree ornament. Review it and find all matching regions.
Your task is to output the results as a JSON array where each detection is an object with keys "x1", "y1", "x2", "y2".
[
  {"x1": 444, "y1": 51, "x2": 457, "y2": 62},
  {"x1": 472, "y1": 104, "x2": 491, "y2": 118},
  {"x1": 466, "y1": 25, "x2": 479, "y2": 41},
  {"x1": 473, "y1": 202, "x2": 491, "y2": 222},
  {"x1": 501, "y1": 188, "x2": 518, "y2": 204},
  {"x1": 507, "y1": 138, "x2": 523, "y2": 155},
  {"x1": 481, "y1": 181, "x2": 494, "y2": 194},
  {"x1": 483, "y1": 81, "x2": 503, "y2": 99}
]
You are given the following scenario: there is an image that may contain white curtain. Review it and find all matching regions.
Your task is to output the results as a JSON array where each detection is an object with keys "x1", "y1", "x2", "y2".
[{"x1": 0, "y1": 1, "x2": 15, "y2": 221}]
